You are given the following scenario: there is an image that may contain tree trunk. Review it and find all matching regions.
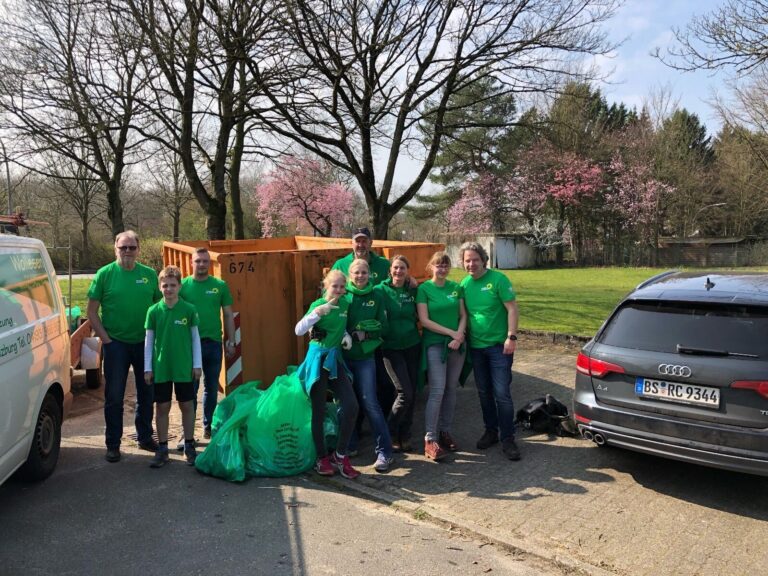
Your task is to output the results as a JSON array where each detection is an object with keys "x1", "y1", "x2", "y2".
[
  {"x1": 172, "y1": 206, "x2": 180, "y2": 242},
  {"x1": 229, "y1": 117, "x2": 245, "y2": 240},
  {"x1": 106, "y1": 181, "x2": 124, "y2": 236},
  {"x1": 80, "y1": 216, "x2": 89, "y2": 269},
  {"x1": 206, "y1": 196, "x2": 228, "y2": 240}
]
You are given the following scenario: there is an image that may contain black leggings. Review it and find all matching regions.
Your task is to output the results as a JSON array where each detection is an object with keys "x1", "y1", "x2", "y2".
[
  {"x1": 309, "y1": 363, "x2": 358, "y2": 457},
  {"x1": 383, "y1": 344, "x2": 420, "y2": 441}
]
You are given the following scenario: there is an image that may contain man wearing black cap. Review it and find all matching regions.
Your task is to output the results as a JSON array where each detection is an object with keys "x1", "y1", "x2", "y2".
[{"x1": 331, "y1": 227, "x2": 392, "y2": 286}]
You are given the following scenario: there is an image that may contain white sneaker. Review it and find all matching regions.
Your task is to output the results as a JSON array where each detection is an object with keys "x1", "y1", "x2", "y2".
[{"x1": 374, "y1": 454, "x2": 394, "y2": 473}]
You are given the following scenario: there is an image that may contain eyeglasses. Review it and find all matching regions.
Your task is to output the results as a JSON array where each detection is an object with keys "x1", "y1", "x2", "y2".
[{"x1": 117, "y1": 245, "x2": 138, "y2": 252}]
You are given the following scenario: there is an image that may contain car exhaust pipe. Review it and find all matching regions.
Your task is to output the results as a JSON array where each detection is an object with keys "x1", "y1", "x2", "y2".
[
  {"x1": 582, "y1": 429, "x2": 594, "y2": 442},
  {"x1": 593, "y1": 433, "x2": 606, "y2": 446}
]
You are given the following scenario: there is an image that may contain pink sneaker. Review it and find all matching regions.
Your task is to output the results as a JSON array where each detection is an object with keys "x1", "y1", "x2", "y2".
[
  {"x1": 315, "y1": 455, "x2": 335, "y2": 476},
  {"x1": 330, "y1": 452, "x2": 361, "y2": 479}
]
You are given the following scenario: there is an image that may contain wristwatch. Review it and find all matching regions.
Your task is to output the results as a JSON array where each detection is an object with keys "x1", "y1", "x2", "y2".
[
  {"x1": 506, "y1": 334, "x2": 517, "y2": 341},
  {"x1": 225, "y1": 340, "x2": 235, "y2": 347}
]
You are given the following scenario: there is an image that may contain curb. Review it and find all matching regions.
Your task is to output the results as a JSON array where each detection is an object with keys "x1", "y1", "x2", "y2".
[{"x1": 314, "y1": 472, "x2": 616, "y2": 576}]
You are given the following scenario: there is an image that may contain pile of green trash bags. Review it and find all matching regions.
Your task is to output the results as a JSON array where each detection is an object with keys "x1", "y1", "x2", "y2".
[{"x1": 195, "y1": 367, "x2": 338, "y2": 481}]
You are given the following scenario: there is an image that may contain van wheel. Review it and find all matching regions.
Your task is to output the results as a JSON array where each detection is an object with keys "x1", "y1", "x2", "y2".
[
  {"x1": 19, "y1": 394, "x2": 62, "y2": 481},
  {"x1": 85, "y1": 368, "x2": 101, "y2": 389}
]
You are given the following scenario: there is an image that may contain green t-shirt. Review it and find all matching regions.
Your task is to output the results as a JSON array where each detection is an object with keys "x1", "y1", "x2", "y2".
[
  {"x1": 344, "y1": 283, "x2": 388, "y2": 360},
  {"x1": 375, "y1": 279, "x2": 420, "y2": 350},
  {"x1": 179, "y1": 275, "x2": 233, "y2": 341},
  {"x1": 307, "y1": 296, "x2": 350, "y2": 349},
  {"x1": 460, "y1": 269, "x2": 516, "y2": 349},
  {"x1": 331, "y1": 252, "x2": 391, "y2": 286},
  {"x1": 87, "y1": 261, "x2": 161, "y2": 343},
  {"x1": 416, "y1": 280, "x2": 463, "y2": 349},
  {"x1": 145, "y1": 299, "x2": 199, "y2": 383}
]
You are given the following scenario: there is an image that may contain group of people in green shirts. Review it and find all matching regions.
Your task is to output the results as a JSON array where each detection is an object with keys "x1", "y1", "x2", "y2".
[
  {"x1": 88, "y1": 227, "x2": 520, "y2": 476},
  {"x1": 87, "y1": 232, "x2": 234, "y2": 467},
  {"x1": 296, "y1": 227, "x2": 521, "y2": 480}
]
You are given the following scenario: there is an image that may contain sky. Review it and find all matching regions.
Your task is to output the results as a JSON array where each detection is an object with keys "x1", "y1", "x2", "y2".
[{"x1": 596, "y1": 0, "x2": 728, "y2": 134}]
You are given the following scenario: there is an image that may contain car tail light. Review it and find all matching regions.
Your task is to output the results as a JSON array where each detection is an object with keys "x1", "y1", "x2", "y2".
[
  {"x1": 576, "y1": 352, "x2": 625, "y2": 378},
  {"x1": 731, "y1": 380, "x2": 768, "y2": 400},
  {"x1": 574, "y1": 413, "x2": 591, "y2": 424}
]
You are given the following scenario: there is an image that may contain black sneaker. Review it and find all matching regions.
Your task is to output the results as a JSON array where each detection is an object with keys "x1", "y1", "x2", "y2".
[
  {"x1": 203, "y1": 427, "x2": 212, "y2": 440},
  {"x1": 502, "y1": 438, "x2": 521, "y2": 461},
  {"x1": 177, "y1": 438, "x2": 196, "y2": 451},
  {"x1": 149, "y1": 449, "x2": 169, "y2": 468},
  {"x1": 184, "y1": 444, "x2": 197, "y2": 466},
  {"x1": 476, "y1": 429, "x2": 499, "y2": 450},
  {"x1": 105, "y1": 448, "x2": 121, "y2": 463},
  {"x1": 139, "y1": 439, "x2": 159, "y2": 452}
]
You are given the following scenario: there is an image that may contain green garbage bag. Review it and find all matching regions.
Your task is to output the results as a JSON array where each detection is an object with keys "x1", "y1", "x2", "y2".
[
  {"x1": 210, "y1": 380, "x2": 262, "y2": 437},
  {"x1": 244, "y1": 371, "x2": 315, "y2": 477},
  {"x1": 195, "y1": 381, "x2": 263, "y2": 481}
]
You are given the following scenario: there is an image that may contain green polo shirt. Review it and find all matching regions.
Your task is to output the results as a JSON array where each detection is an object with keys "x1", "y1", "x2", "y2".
[
  {"x1": 145, "y1": 299, "x2": 199, "y2": 383},
  {"x1": 179, "y1": 275, "x2": 233, "y2": 342},
  {"x1": 460, "y1": 269, "x2": 516, "y2": 349},
  {"x1": 87, "y1": 261, "x2": 161, "y2": 343},
  {"x1": 375, "y1": 279, "x2": 420, "y2": 350},
  {"x1": 306, "y1": 296, "x2": 350, "y2": 349},
  {"x1": 331, "y1": 252, "x2": 391, "y2": 286},
  {"x1": 416, "y1": 280, "x2": 463, "y2": 349},
  {"x1": 343, "y1": 284, "x2": 388, "y2": 360}
]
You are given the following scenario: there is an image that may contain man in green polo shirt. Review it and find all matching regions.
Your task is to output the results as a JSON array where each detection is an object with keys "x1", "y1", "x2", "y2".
[
  {"x1": 331, "y1": 227, "x2": 391, "y2": 286},
  {"x1": 460, "y1": 241, "x2": 521, "y2": 461},
  {"x1": 179, "y1": 247, "x2": 235, "y2": 440},
  {"x1": 87, "y1": 230, "x2": 162, "y2": 463}
]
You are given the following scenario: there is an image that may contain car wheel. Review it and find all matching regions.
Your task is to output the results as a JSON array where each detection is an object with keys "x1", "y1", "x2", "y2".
[
  {"x1": 85, "y1": 368, "x2": 101, "y2": 389},
  {"x1": 19, "y1": 393, "x2": 62, "y2": 481}
]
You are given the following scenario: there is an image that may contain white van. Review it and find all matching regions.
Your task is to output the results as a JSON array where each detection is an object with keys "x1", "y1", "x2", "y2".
[{"x1": 0, "y1": 235, "x2": 72, "y2": 485}]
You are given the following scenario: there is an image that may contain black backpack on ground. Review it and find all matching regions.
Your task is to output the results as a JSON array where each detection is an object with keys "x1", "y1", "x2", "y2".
[{"x1": 515, "y1": 394, "x2": 578, "y2": 437}]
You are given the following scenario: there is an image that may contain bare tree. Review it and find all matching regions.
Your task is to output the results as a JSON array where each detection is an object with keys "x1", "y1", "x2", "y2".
[
  {"x1": 40, "y1": 150, "x2": 107, "y2": 266},
  {"x1": 146, "y1": 145, "x2": 196, "y2": 242},
  {"x1": 0, "y1": 0, "x2": 148, "y2": 236},
  {"x1": 660, "y1": 0, "x2": 768, "y2": 73},
  {"x1": 116, "y1": 0, "x2": 279, "y2": 240},
  {"x1": 248, "y1": 0, "x2": 619, "y2": 238}
]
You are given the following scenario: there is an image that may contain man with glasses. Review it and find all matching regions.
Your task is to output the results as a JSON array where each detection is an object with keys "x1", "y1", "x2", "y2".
[{"x1": 87, "y1": 230, "x2": 161, "y2": 463}]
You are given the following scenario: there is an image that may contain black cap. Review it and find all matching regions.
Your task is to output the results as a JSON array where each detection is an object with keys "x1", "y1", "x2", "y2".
[{"x1": 352, "y1": 227, "x2": 371, "y2": 239}]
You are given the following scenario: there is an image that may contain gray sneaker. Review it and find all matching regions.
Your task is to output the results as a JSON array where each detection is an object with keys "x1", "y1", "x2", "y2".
[
  {"x1": 374, "y1": 454, "x2": 394, "y2": 473},
  {"x1": 149, "y1": 449, "x2": 170, "y2": 468}
]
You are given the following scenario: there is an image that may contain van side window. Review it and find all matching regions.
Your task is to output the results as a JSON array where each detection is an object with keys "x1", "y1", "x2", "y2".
[{"x1": 0, "y1": 248, "x2": 57, "y2": 331}]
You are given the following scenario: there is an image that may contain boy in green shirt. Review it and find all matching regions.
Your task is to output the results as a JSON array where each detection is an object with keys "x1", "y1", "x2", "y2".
[
  {"x1": 179, "y1": 247, "x2": 235, "y2": 441},
  {"x1": 144, "y1": 266, "x2": 202, "y2": 468}
]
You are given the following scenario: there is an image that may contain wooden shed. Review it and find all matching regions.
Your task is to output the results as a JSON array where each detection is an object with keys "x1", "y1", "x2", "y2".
[{"x1": 163, "y1": 236, "x2": 444, "y2": 393}]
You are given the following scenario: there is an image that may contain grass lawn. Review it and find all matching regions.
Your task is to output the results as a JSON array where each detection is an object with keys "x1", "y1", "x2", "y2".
[
  {"x1": 449, "y1": 267, "x2": 670, "y2": 337},
  {"x1": 58, "y1": 278, "x2": 91, "y2": 317},
  {"x1": 62, "y1": 267, "x2": 766, "y2": 337}
]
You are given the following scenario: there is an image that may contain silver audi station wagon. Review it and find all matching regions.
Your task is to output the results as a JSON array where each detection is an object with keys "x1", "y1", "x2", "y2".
[{"x1": 574, "y1": 271, "x2": 768, "y2": 477}]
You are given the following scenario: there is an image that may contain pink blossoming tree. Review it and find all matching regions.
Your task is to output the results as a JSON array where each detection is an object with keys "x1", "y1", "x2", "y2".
[{"x1": 255, "y1": 158, "x2": 355, "y2": 237}]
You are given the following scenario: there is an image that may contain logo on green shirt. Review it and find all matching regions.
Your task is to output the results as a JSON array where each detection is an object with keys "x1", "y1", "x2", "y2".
[
  {"x1": 362, "y1": 300, "x2": 375, "y2": 307},
  {"x1": 206, "y1": 288, "x2": 219, "y2": 295},
  {"x1": 137, "y1": 277, "x2": 149, "y2": 285},
  {"x1": 174, "y1": 318, "x2": 189, "y2": 326},
  {"x1": 481, "y1": 282, "x2": 493, "y2": 291}
]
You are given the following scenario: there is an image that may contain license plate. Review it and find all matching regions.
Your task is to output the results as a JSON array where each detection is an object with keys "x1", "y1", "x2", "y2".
[{"x1": 635, "y1": 377, "x2": 720, "y2": 408}]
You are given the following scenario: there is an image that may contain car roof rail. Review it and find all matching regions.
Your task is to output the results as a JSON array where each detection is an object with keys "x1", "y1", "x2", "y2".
[{"x1": 635, "y1": 269, "x2": 679, "y2": 291}]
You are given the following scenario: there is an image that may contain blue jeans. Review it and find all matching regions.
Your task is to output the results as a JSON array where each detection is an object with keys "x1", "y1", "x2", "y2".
[
  {"x1": 193, "y1": 339, "x2": 223, "y2": 429},
  {"x1": 103, "y1": 339, "x2": 154, "y2": 448},
  {"x1": 470, "y1": 345, "x2": 516, "y2": 441},
  {"x1": 346, "y1": 357, "x2": 393, "y2": 458}
]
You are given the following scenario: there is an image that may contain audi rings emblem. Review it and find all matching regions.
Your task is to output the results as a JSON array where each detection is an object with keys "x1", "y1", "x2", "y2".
[{"x1": 658, "y1": 364, "x2": 692, "y2": 378}]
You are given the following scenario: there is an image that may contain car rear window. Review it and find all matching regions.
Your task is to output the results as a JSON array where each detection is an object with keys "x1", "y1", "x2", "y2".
[{"x1": 598, "y1": 300, "x2": 768, "y2": 357}]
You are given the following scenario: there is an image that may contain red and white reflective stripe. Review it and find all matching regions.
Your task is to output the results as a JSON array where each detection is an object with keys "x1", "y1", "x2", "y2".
[{"x1": 225, "y1": 311, "x2": 243, "y2": 390}]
